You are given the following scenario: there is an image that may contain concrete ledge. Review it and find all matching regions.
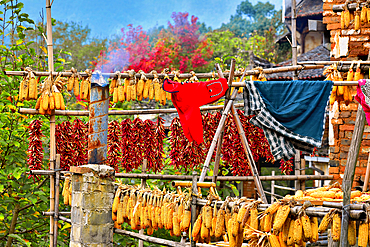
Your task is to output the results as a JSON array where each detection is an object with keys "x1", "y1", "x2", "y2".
[{"x1": 70, "y1": 165, "x2": 115, "y2": 179}]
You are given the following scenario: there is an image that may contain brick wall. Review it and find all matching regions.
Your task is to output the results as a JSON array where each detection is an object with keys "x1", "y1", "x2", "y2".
[
  {"x1": 329, "y1": 100, "x2": 370, "y2": 187},
  {"x1": 324, "y1": 0, "x2": 370, "y2": 59}
]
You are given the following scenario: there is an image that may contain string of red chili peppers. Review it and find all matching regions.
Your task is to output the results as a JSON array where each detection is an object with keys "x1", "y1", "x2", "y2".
[
  {"x1": 27, "y1": 120, "x2": 44, "y2": 180},
  {"x1": 72, "y1": 119, "x2": 88, "y2": 167},
  {"x1": 107, "y1": 120, "x2": 121, "y2": 172}
]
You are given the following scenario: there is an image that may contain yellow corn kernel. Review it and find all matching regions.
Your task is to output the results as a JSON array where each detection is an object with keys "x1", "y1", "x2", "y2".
[
  {"x1": 273, "y1": 205, "x2": 290, "y2": 231},
  {"x1": 361, "y1": 6, "x2": 367, "y2": 23},
  {"x1": 67, "y1": 76, "x2": 74, "y2": 92},
  {"x1": 21, "y1": 79, "x2": 29, "y2": 101},
  {"x1": 118, "y1": 85, "x2": 125, "y2": 102},
  {"x1": 301, "y1": 215, "x2": 312, "y2": 241},
  {"x1": 29, "y1": 77, "x2": 37, "y2": 99},
  {"x1": 117, "y1": 199, "x2": 124, "y2": 225},
  {"x1": 283, "y1": 217, "x2": 291, "y2": 242},
  {"x1": 143, "y1": 79, "x2": 151, "y2": 99},
  {"x1": 310, "y1": 217, "x2": 318, "y2": 243},
  {"x1": 269, "y1": 234, "x2": 280, "y2": 247},
  {"x1": 231, "y1": 212, "x2": 239, "y2": 237},
  {"x1": 181, "y1": 209, "x2": 191, "y2": 232},
  {"x1": 130, "y1": 83, "x2": 137, "y2": 101},
  {"x1": 348, "y1": 220, "x2": 356, "y2": 246},
  {"x1": 192, "y1": 215, "x2": 202, "y2": 239},
  {"x1": 146, "y1": 225, "x2": 153, "y2": 236},
  {"x1": 237, "y1": 205, "x2": 247, "y2": 223},
  {"x1": 148, "y1": 80, "x2": 154, "y2": 100},
  {"x1": 203, "y1": 205, "x2": 212, "y2": 229},
  {"x1": 344, "y1": 10, "x2": 350, "y2": 28},
  {"x1": 279, "y1": 231, "x2": 288, "y2": 247},
  {"x1": 293, "y1": 218, "x2": 303, "y2": 244},
  {"x1": 113, "y1": 87, "x2": 118, "y2": 103},
  {"x1": 154, "y1": 81, "x2": 161, "y2": 102},
  {"x1": 49, "y1": 94, "x2": 55, "y2": 110},
  {"x1": 267, "y1": 202, "x2": 281, "y2": 215},
  {"x1": 355, "y1": 12, "x2": 360, "y2": 30},
  {"x1": 215, "y1": 209, "x2": 225, "y2": 238},
  {"x1": 318, "y1": 212, "x2": 332, "y2": 233},
  {"x1": 287, "y1": 219, "x2": 295, "y2": 246},
  {"x1": 160, "y1": 88, "x2": 166, "y2": 105},
  {"x1": 42, "y1": 94, "x2": 49, "y2": 111},
  {"x1": 173, "y1": 212, "x2": 181, "y2": 236},
  {"x1": 228, "y1": 218, "x2": 237, "y2": 247},
  {"x1": 264, "y1": 213, "x2": 272, "y2": 232},
  {"x1": 332, "y1": 213, "x2": 341, "y2": 242},
  {"x1": 200, "y1": 219, "x2": 209, "y2": 240},
  {"x1": 73, "y1": 77, "x2": 80, "y2": 97},
  {"x1": 137, "y1": 79, "x2": 144, "y2": 97},
  {"x1": 250, "y1": 208, "x2": 258, "y2": 230},
  {"x1": 341, "y1": 12, "x2": 345, "y2": 29},
  {"x1": 358, "y1": 222, "x2": 368, "y2": 247}
]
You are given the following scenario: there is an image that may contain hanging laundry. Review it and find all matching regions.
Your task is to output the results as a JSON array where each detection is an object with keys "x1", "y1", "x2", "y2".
[
  {"x1": 244, "y1": 80, "x2": 333, "y2": 161},
  {"x1": 355, "y1": 79, "x2": 370, "y2": 125},
  {"x1": 163, "y1": 78, "x2": 228, "y2": 144}
]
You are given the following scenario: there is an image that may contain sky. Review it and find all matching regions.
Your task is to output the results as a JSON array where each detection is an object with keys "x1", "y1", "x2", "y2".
[{"x1": 22, "y1": 0, "x2": 283, "y2": 39}]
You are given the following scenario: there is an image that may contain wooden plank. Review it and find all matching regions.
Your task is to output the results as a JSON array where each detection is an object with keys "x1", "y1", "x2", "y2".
[
  {"x1": 363, "y1": 152, "x2": 370, "y2": 192},
  {"x1": 190, "y1": 171, "x2": 198, "y2": 247},
  {"x1": 339, "y1": 106, "x2": 366, "y2": 247}
]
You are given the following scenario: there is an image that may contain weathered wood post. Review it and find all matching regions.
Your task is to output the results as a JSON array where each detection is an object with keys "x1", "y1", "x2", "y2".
[{"x1": 70, "y1": 82, "x2": 115, "y2": 246}]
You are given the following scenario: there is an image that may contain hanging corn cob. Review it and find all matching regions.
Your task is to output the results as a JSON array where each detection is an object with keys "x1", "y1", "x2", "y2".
[{"x1": 355, "y1": 10, "x2": 361, "y2": 30}]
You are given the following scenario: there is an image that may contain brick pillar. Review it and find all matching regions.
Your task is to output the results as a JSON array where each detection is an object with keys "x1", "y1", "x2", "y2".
[{"x1": 70, "y1": 165, "x2": 115, "y2": 247}]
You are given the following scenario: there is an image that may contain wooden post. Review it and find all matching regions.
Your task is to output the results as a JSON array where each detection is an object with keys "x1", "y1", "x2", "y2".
[
  {"x1": 271, "y1": 171, "x2": 275, "y2": 204},
  {"x1": 363, "y1": 152, "x2": 370, "y2": 192},
  {"x1": 138, "y1": 159, "x2": 148, "y2": 247},
  {"x1": 230, "y1": 105, "x2": 268, "y2": 203},
  {"x1": 190, "y1": 171, "x2": 198, "y2": 247},
  {"x1": 340, "y1": 106, "x2": 366, "y2": 247},
  {"x1": 53, "y1": 154, "x2": 60, "y2": 247},
  {"x1": 292, "y1": 0, "x2": 298, "y2": 80},
  {"x1": 212, "y1": 60, "x2": 236, "y2": 183},
  {"x1": 300, "y1": 158, "x2": 305, "y2": 191},
  {"x1": 294, "y1": 151, "x2": 301, "y2": 190},
  {"x1": 45, "y1": 1, "x2": 55, "y2": 246}
]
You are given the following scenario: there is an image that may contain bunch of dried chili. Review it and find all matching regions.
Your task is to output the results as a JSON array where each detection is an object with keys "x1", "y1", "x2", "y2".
[
  {"x1": 279, "y1": 157, "x2": 294, "y2": 175},
  {"x1": 27, "y1": 120, "x2": 44, "y2": 179},
  {"x1": 142, "y1": 119, "x2": 158, "y2": 172},
  {"x1": 120, "y1": 118, "x2": 133, "y2": 172},
  {"x1": 107, "y1": 120, "x2": 121, "y2": 172},
  {"x1": 153, "y1": 117, "x2": 165, "y2": 171},
  {"x1": 72, "y1": 119, "x2": 88, "y2": 167},
  {"x1": 56, "y1": 121, "x2": 75, "y2": 171}
]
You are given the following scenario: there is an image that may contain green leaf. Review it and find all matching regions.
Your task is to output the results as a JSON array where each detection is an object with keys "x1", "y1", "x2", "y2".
[
  {"x1": 8, "y1": 234, "x2": 31, "y2": 247},
  {"x1": 16, "y1": 39, "x2": 23, "y2": 45}
]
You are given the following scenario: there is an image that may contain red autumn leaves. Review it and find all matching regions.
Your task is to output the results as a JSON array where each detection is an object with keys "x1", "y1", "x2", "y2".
[{"x1": 27, "y1": 111, "x2": 292, "y2": 175}]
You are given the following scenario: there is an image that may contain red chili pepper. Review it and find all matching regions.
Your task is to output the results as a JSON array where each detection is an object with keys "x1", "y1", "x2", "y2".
[{"x1": 27, "y1": 120, "x2": 44, "y2": 180}]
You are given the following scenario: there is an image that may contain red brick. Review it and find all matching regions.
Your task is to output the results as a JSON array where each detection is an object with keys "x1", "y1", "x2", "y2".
[
  {"x1": 361, "y1": 140, "x2": 370, "y2": 146},
  {"x1": 323, "y1": 3, "x2": 335, "y2": 10},
  {"x1": 331, "y1": 118, "x2": 343, "y2": 125},
  {"x1": 323, "y1": 16, "x2": 340, "y2": 24},
  {"x1": 327, "y1": 23, "x2": 342, "y2": 30},
  {"x1": 350, "y1": 36, "x2": 370, "y2": 42},
  {"x1": 363, "y1": 133, "x2": 370, "y2": 139},
  {"x1": 364, "y1": 126, "x2": 370, "y2": 133},
  {"x1": 340, "y1": 111, "x2": 351, "y2": 118},
  {"x1": 340, "y1": 103, "x2": 358, "y2": 111},
  {"x1": 334, "y1": 124, "x2": 340, "y2": 139},
  {"x1": 339, "y1": 131, "x2": 345, "y2": 138},
  {"x1": 345, "y1": 131, "x2": 353, "y2": 138},
  {"x1": 329, "y1": 153, "x2": 339, "y2": 159},
  {"x1": 340, "y1": 166, "x2": 346, "y2": 173},
  {"x1": 341, "y1": 29, "x2": 360, "y2": 36},
  {"x1": 361, "y1": 28, "x2": 370, "y2": 35},
  {"x1": 329, "y1": 166, "x2": 340, "y2": 174},
  {"x1": 341, "y1": 146, "x2": 350, "y2": 152},
  {"x1": 362, "y1": 147, "x2": 370, "y2": 153},
  {"x1": 355, "y1": 167, "x2": 366, "y2": 175},
  {"x1": 343, "y1": 117, "x2": 356, "y2": 124},
  {"x1": 333, "y1": 174, "x2": 341, "y2": 180},
  {"x1": 359, "y1": 159, "x2": 368, "y2": 167},
  {"x1": 323, "y1": 10, "x2": 336, "y2": 17},
  {"x1": 340, "y1": 152, "x2": 348, "y2": 159},
  {"x1": 339, "y1": 124, "x2": 355, "y2": 131}
]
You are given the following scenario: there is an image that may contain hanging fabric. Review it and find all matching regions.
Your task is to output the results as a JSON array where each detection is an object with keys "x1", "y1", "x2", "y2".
[
  {"x1": 243, "y1": 80, "x2": 333, "y2": 161},
  {"x1": 355, "y1": 79, "x2": 370, "y2": 125}
]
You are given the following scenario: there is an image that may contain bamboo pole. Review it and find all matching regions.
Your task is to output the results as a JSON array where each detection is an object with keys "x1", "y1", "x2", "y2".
[
  {"x1": 18, "y1": 103, "x2": 244, "y2": 117},
  {"x1": 53, "y1": 154, "x2": 60, "y2": 247},
  {"x1": 30, "y1": 170, "x2": 334, "y2": 181},
  {"x1": 45, "y1": 1, "x2": 55, "y2": 246},
  {"x1": 212, "y1": 61, "x2": 237, "y2": 184},
  {"x1": 190, "y1": 172, "x2": 198, "y2": 247},
  {"x1": 298, "y1": 61, "x2": 370, "y2": 65},
  {"x1": 138, "y1": 159, "x2": 147, "y2": 247},
  {"x1": 4, "y1": 64, "x2": 323, "y2": 78},
  {"x1": 363, "y1": 152, "x2": 370, "y2": 192},
  {"x1": 171, "y1": 181, "x2": 216, "y2": 188},
  {"x1": 114, "y1": 228, "x2": 186, "y2": 247},
  {"x1": 230, "y1": 105, "x2": 268, "y2": 203}
]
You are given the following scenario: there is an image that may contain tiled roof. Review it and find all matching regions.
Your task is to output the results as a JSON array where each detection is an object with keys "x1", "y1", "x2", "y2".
[
  {"x1": 265, "y1": 45, "x2": 330, "y2": 80},
  {"x1": 285, "y1": 0, "x2": 323, "y2": 18}
]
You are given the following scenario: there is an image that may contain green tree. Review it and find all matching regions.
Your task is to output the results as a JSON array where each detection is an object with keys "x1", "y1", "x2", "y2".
[
  {"x1": 52, "y1": 21, "x2": 107, "y2": 71},
  {"x1": 0, "y1": 1, "x2": 70, "y2": 246}
]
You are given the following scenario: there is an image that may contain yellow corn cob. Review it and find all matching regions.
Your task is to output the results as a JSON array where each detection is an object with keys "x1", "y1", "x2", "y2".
[
  {"x1": 152, "y1": 207, "x2": 158, "y2": 230},
  {"x1": 225, "y1": 210, "x2": 231, "y2": 233},
  {"x1": 67, "y1": 76, "x2": 74, "y2": 92},
  {"x1": 42, "y1": 94, "x2": 49, "y2": 111},
  {"x1": 362, "y1": 6, "x2": 368, "y2": 23},
  {"x1": 82, "y1": 79, "x2": 90, "y2": 100},
  {"x1": 59, "y1": 93, "x2": 65, "y2": 110},
  {"x1": 273, "y1": 205, "x2": 290, "y2": 231},
  {"x1": 237, "y1": 205, "x2": 247, "y2": 223},
  {"x1": 127, "y1": 197, "x2": 132, "y2": 220},
  {"x1": 215, "y1": 209, "x2": 225, "y2": 238},
  {"x1": 211, "y1": 216, "x2": 217, "y2": 237},
  {"x1": 260, "y1": 213, "x2": 265, "y2": 231},
  {"x1": 294, "y1": 218, "x2": 303, "y2": 244},
  {"x1": 113, "y1": 87, "x2": 118, "y2": 103},
  {"x1": 318, "y1": 212, "x2": 332, "y2": 233},
  {"x1": 52, "y1": 92, "x2": 59, "y2": 110},
  {"x1": 178, "y1": 202, "x2": 184, "y2": 223},
  {"x1": 117, "y1": 198, "x2": 124, "y2": 225},
  {"x1": 310, "y1": 217, "x2": 318, "y2": 243},
  {"x1": 148, "y1": 80, "x2": 154, "y2": 100},
  {"x1": 29, "y1": 77, "x2": 37, "y2": 99},
  {"x1": 63, "y1": 177, "x2": 70, "y2": 205},
  {"x1": 137, "y1": 79, "x2": 144, "y2": 98},
  {"x1": 182, "y1": 209, "x2": 191, "y2": 231},
  {"x1": 109, "y1": 78, "x2": 116, "y2": 94},
  {"x1": 21, "y1": 78, "x2": 29, "y2": 101},
  {"x1": 118, "y1": 85, "x2": 125, "y2": 102},
  {"x1": 167, "y1": 206, "x2": 174, "y2": 230},
  {"x1": 250, "y1": 208, "x2": 258, "y2": 230},
  {"x1": 143, "y1": 79, "x2": 151, "y2": 99},
  {"x1": 154, "y1": 81, "x2": 161, "y2": 102},
  {"x1": 266, "y1": 202, "x2": 281, "y2": 215},
  {"x1": 79, "y1": 79, "x2": 85, "y2": 100},
  {"x1": 355, "y1": 11, "x2": 360, "y2": 30},
  {"x1": 358, "y1": 222, "x2": 368, "y2": 247},
  {"x1": 203, "y1": 205, "x2": 212, "y2": 229},
  {"x1": 269, "y1": 234, "x2": 280, "y2": 247},
  {"x1": 347, "y1": 68, "x2": 354, "y2": 82},
  {"x1": 368, "y1": 7, "x2": 370, "y2": 23},
  {"x1": 231, "y1": 212, "x2": 239, "y2": 237},
  {"x1": 347, "y1": 220, "x2": 356, "y2": 246},
  {"x1": 355, "y1": 67, "x2": 362, "y2": 81},
  {"x1": 344, "y1": 10, "x2": 350, "y2": 28},
  {"x1": 112, "y1": 191, "x2": 120, "y2": 214},
  {"x1": 122, "y1": 194, "x2": 129, "y2": 219},
  {"x1": 192, "y1": 215, "x2": 202, "y2": 239},
  {"x1": 73, "y1": 77, "x2": 80, "y2": 97},
  {"x1": 341, "y1": 12, "x2": 345, "y2": 29},
  {"x1": 201, "y1": 219, "x2": 209, "y2": 240},
  {"x1": 228, "y1": 218, "x2": 237, "y2": 247},
  {"x1": 134, "y1": 204, "x2": 141, "y2": 230},
  {"x1": 130, "y1": 83, "x2": 137, "y2": 101},
  {"x1": 35, "y1": 95, "x2": 42, "y2": 110},
  {"x1": 68, "y1": 188, "x2": 72, "y2": 206},
  {"x1": 332, "y1": 213, "x2": 341, "y2": 242},
  {"x1": 264, "y1": 213, "x2": 272, "y2": 232},
  {"x1": 19, "y1": 80, "x2": 24, "y2": 101},
  {"x1": 223, "y1": 233, "x2": 228, "y2": 242},
  {"x1": 145, "y1": 206, "x2": 151, "y2": 229},
  {"x1": 283, "y1": 217, "x2": 291, "y2": 242},
  {"x1": 301, "y1": 215, "x2": 312, "y2": 241},
  {"x1": 141, "y1": 204, "x2": 146, "y2": 230},
  {"x1": 173, "y1": 212, "x2": 181, "y2": 236},
  {"x1": 156, "y1": 206, "x2": 163, "y2": 229},
  {"x1": 49, "y1": 94, "x2": 55, "y2": 110},
  {"x1": 160, "y1": 88, "x2": 166, "y2": 105},
  {"x1": 238, "y1": 87, "x2": 243, "y2": 94},
  {"x1": 287, "y1": 220, "x2": 295, "y2": 246},
  {"x1": 279, "y1": 231, "x2": 288, "y2": 247},
  {"x1": 162, "y1": 203, "x2": 167, "y2": 229}
]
